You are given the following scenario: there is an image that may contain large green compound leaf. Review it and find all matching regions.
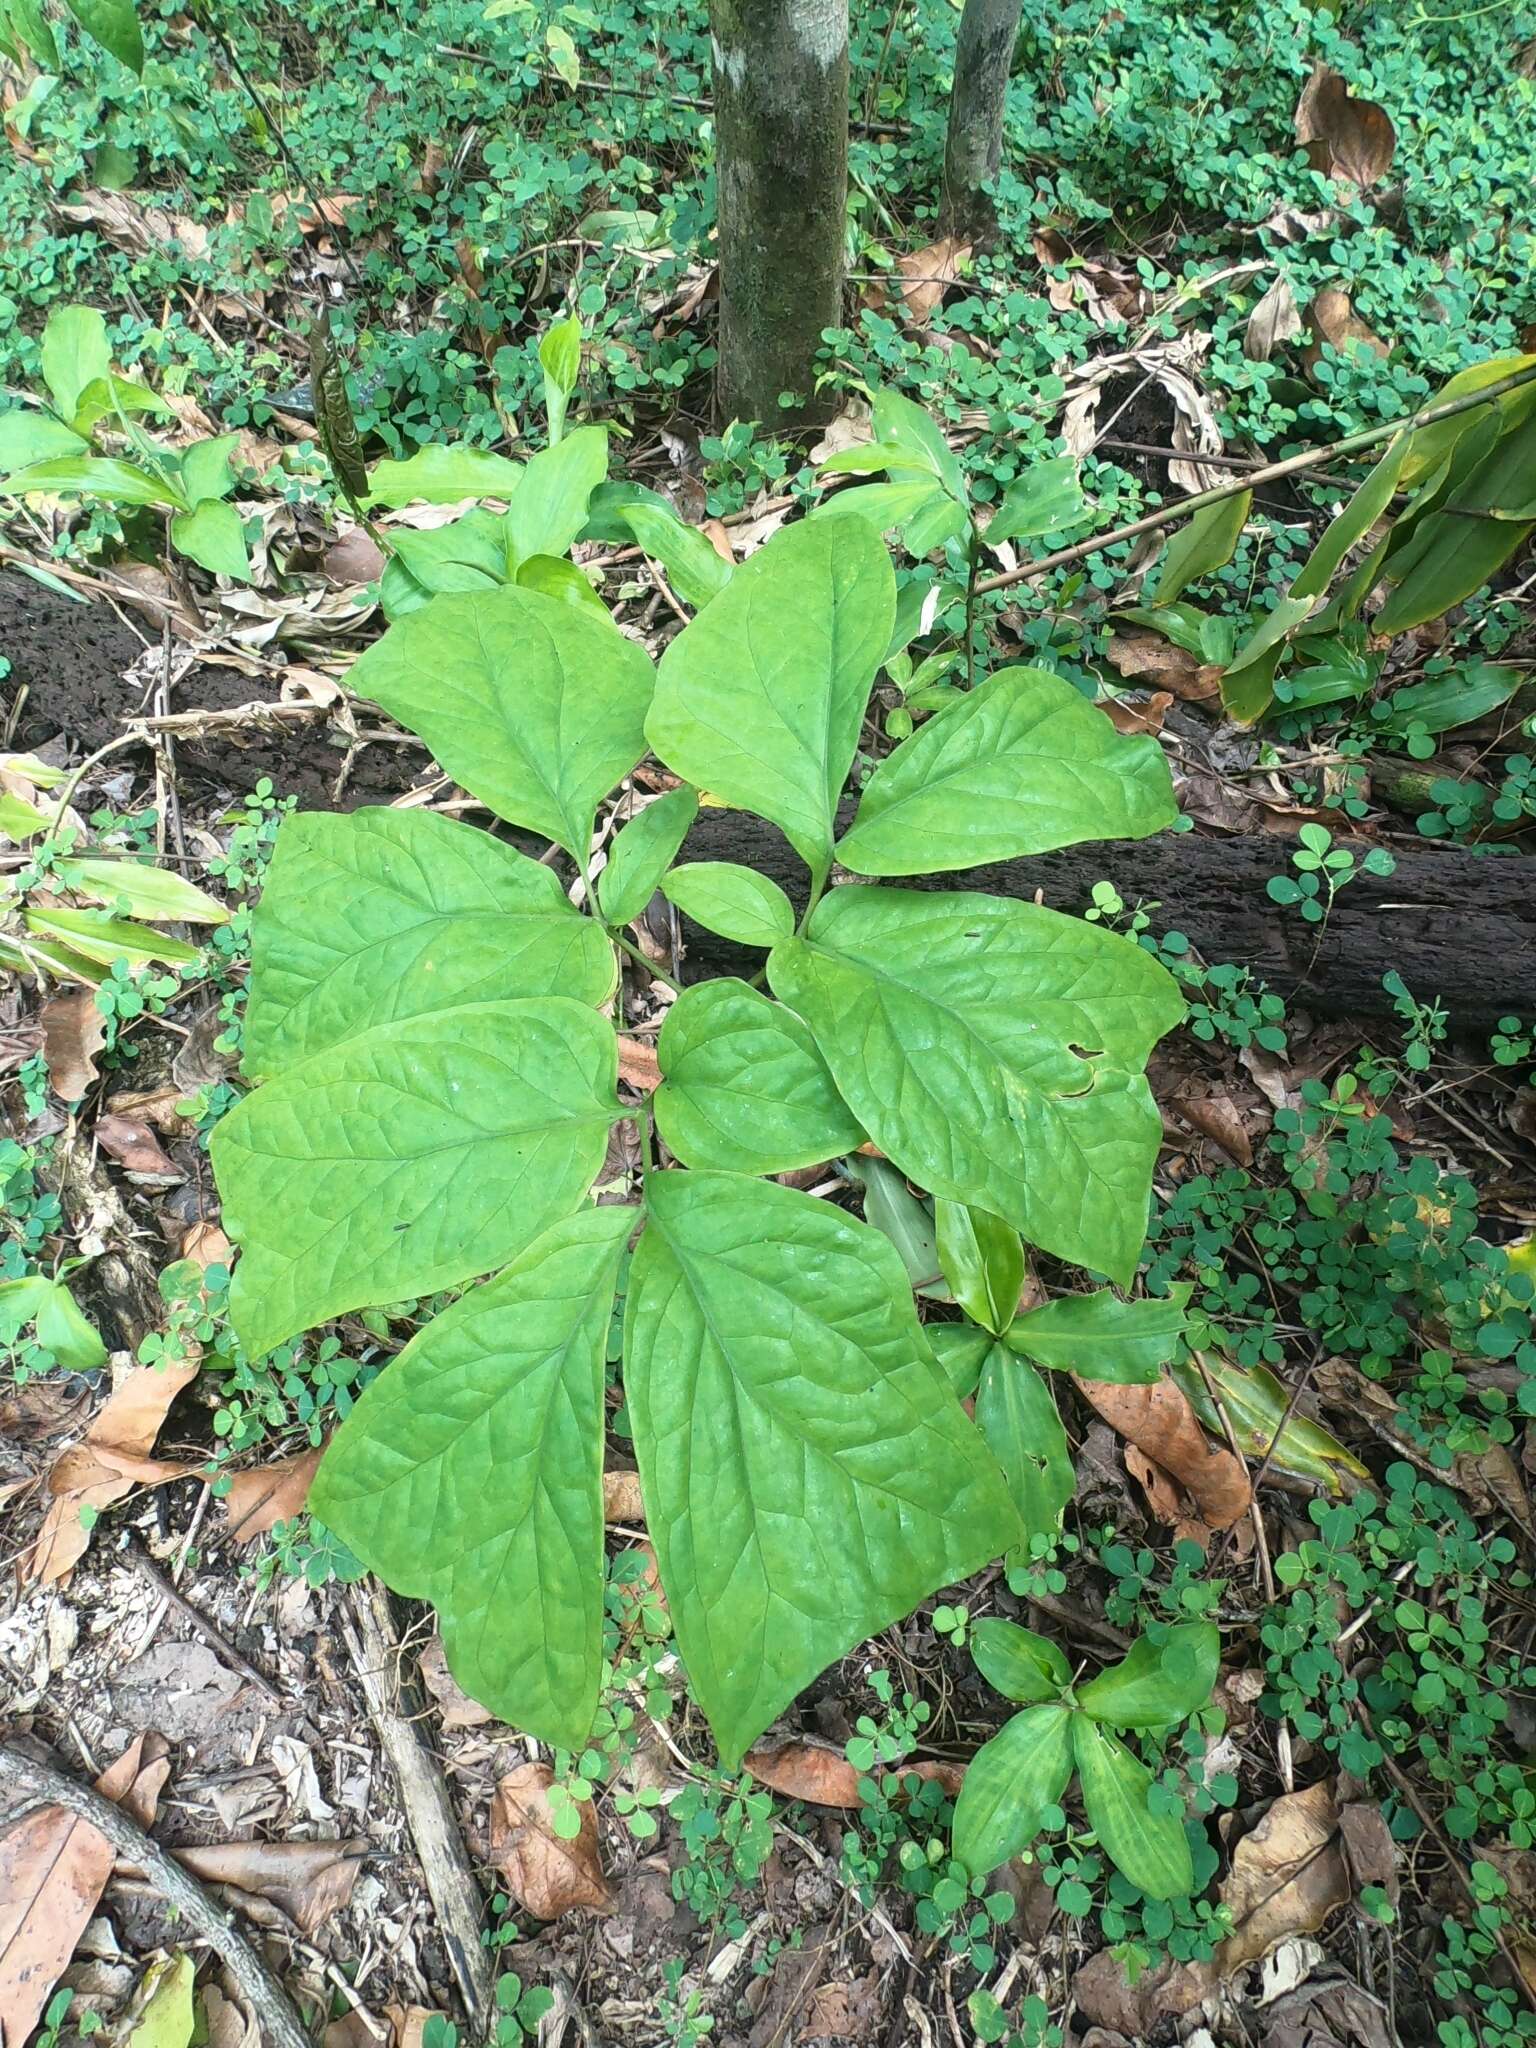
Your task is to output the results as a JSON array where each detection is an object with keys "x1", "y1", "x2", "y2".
[
  {"x1": 653, "y1": 980, "x2": 863, "y2": 1175},
  {"x1": 243, "y1": 808, "x2": 615, "y2": 1076},
  {"x1": 310, "y1": 1205, "x2": 632, "y2": 1750},
  {"x1": 769, "y1": 888, "x2": 1184, "y2": 1283},
  {"x1": 624, "y1": 1171, "x2": 1020, "y2": 1767},
  {"x1": 213, "y1": 998, "x2": 622, "y2": 1358},
  {"x1": 645, "y1": 519, "x2": 895, "y2": 885},
  {"x1": 835, "y1": 669, "x2": 1177, "y2": 876},
  {"x1": 348, "y1": 584, "x2": 654, "y2": 860}
]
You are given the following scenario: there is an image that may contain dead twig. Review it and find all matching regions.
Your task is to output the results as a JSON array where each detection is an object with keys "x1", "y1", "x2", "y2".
[
  {"x1": 340, "y1": 1578, "x2": 495, "y2": 2033},
  {"x1": 122, "y1": 1535, "x2": 286, "y2": 1708},
  {"x1": 0, "y1": 1744, "x2": 315, "y2": 2048}
]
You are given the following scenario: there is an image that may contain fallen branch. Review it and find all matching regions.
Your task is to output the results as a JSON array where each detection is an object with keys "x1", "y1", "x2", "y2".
[{"x1": 0, "y1": 1745, "x2": 314, "y2": 2048}]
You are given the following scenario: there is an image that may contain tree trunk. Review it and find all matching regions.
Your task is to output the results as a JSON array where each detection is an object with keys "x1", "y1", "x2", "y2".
[
  {"x1": 711, "y1": 0, "x2": 849, "y2": 427},
  {"x1": 942, "y1": 0, "x2": 1023, "y2": 242}
]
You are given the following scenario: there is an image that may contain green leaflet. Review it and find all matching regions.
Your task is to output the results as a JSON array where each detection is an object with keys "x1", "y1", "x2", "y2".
[
  {"x1": 835, "y1": 668, "x2": 1177, "y2": 877},
  {"x1": 7, "y1": 456, "x2": 182, "y2": 509},
  {"x1": 52, "y1": 855, "x2": 227, "y2": 925},
  {"x1": 1147, "y1": 491, "x2": 1250, "y2": 607},
  {"x1": 1375, "y1": 407, "x2": 1536, "y2": 634},
  {"x1": 40, "y1": 305, "x2": 111, "y2": 428},
  {"x1": 349, "y1": 584, "x2": 654, "y2": 859},
  {"x1": 213, "y1": 998, "x2": 621, "y2": 1357},
  {"x1": 927, "y1": 1324, "x2": 992, "y2": 1398},
  {"x1": 1171, "y1": 1353, "x2": 1370, "y2": 1494},
  {"x1": 311, "y1": 1205, "x2": 631, "y2": 1751},
  {"x1": 934, "y1": 1201, "x2": 1024, "y2": 1335},
  {"x1": 598, "y1": 787, "x2": 700, "y2": 927},
  {"x1": 582, "y1": 483, "x2": 733, "y2": 611},
  {"x1": 952, "y1": 1704, "x2": 1075, "y2": 1878},
  {"x1": 984, "y1": 457, "x2": 1085, "y2": 547},
  {"x1": 661, "y1": 862, "x2": 795, "y2": 948},
  {"x1": 1077, "y1": 1621, "x2": 1220, "y2": 1730},
  {"x1": 504, "y1": 423, "x2": 608, "y2": 571},
  {"x1": 382, "y1": 512, "x2": 509, "y2": 618},
  {"x1": 243, "y1": 808, "x2": 615, "y2": 1076},
  {"x1": 624, "y1": 1171, "x2": 1020, "y2": 1767},
  {"x1": 539, "y1": 313, "x2": 582, "y2": 443},
  {"x1": 970, "y1": 1617, "x2": 1071, "y2": 1703},
  {"x1": 1072, "y1": 1715, "x2": 1194, "y2": 1899},
  {"x1": 646, "y1": 519, "x2": 895, "y2": 885},
  {"x1": 769, "y1": 887, "x2": 1184, "y2": 1283},
  {"x1": 653, "y1": 980, "x2": 862, "y2": 1175},
  {"x1": 846, "y1": 1156, "x2": 949, "y2": 1298},
  {"x1": 975, "y1": 1346, "x2": 1076, "y2": 1543},
  {"x1": 366, "y1": 444, "x2": 526, "y2": 508},
  {"x1": 514, "y1": 554, "x2": 606, "y2": 613},
  {"x1": 170, "y1": 499, "x2": 251, "y2": 583},
  {"x1": 66, "y1": 0, "x2": 144, "y2": 72},
  {"x1": 1006, "y1": 1283, "x2": 1192, "y2": 1383}
]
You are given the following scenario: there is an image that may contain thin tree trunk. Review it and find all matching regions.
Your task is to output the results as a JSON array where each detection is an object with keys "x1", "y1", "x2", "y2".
[
  {"x1": 711, "y1": 0, "x2": 849, "y2": 427},
  {"x1": 942, "y1": 0, "x2": 1023, "y2": 242}
]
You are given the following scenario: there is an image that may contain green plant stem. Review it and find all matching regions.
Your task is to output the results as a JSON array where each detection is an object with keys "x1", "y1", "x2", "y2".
[
  {"x1": 36, "y1": 732, "x2": 148, "y2": 857},
  {"x1": 962, "y1": 521, "x2": 981, "y2": 689},
  {"x1": 610, "y1": 925, "x2": 683, "y2": 994},
  {"x1": 972, "y1": 361, "x2": 1536, "y2": 597}
]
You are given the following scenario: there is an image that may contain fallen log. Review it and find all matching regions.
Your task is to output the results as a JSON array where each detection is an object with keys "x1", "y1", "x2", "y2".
[{"x1": 673, "y1": 809, "x2": 1536, "y2": 1030}]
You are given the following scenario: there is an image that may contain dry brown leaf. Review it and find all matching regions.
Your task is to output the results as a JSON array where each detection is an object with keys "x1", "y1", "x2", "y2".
[
  {"x1": 222, "y1": 1446, "x2": 324, "y2": 1543},
  {"x1": 1071, "y1": 1949, "x2": 1211, "y2": 2032},
  {"x1": 1124, "y1": 1444, "x2": 1211, "y2": 1546},
  {"x1": 1216, "y1": 1781, "x2": 1349, "y2": 1976},
  {"x1": 271, "y1": 191, "x2": 365, "y2": 235},
  {"x1": 1172, "y1": 1089, "x2": 1254, "y2": 1166},
  {"x1": 744, "y1": 1738, "x2": 963, "y2": 1807},
  {"x1": 0, "y1": 1734, "x2": 170, "y2": 2044},
  {"x1": 1075, "y1": 1373, "x2": 1252, "y2": 1530},
  {"x1": 94, "y1": 1114, "x2": 181, "y2": 1178},
  {"x1": 54, "y1": 189, "x2": 209, "y2": 261},
  {"x1": 1245, "y1": 273, "x2": 1304, "y2": 362},
  {"x1": 1338, "y1": 1801, "x2": 1399, "y2": 1906},
  {"x1": 418, "y1": 1638, "x2": 494, "y2": 1729},
  {"x1": 1294, "y1": 64, "x2": 1396, "y2": 193},
  {"x1": 176, "y1": 1837, "x2": 367, "y2": 1936},
  {"x1": 490, "y1": 1763, "x2": 612, "y2": 1920},
  {"x1": 602, "y1": 1467, "x2": 645, "y2": 1524},
  {"x1": 201, "y1": 1985, "x2": 260, "y2": 2048},
  {"x1": 105, "y1": 1086, "x2": 196, "y2": 1136},
  {"x1": 701, "y1": 517, "x2": 734, "y2": 565},
  {"x1": 31, "y1": 1362, "x2": 201, "y2": 1582},
  {"x1": 1304, "y1": 287, "x2": 1388, "y2": 372},
  {"x1": 180, "y1": 1221, "x2": 233, "y2": 1271},
  {"x1": 1101, "y1": 691, "x2": 1174, "y2": 736},
  {"x1": 898, "y1": 236, "x2": 970, "y2": 324},
  {"x1": 1105, "y1": 632, "x2": 1223, "y2": 701},
  {"x1": 41, "y1": 989, "x2": 107, "y2": 1102},
  {"x1": 616, "y1": 1036, "x2": 661, "y2": 1092}
]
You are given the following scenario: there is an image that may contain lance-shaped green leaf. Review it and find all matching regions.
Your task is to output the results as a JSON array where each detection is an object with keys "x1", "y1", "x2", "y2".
[
  {"x1": 971, "y1": 1618, "x2": 1071, "y2": 1703},
  {"x1": 33, "y1": 1281, "x2": 107, "y2": 1371},
  {"x1": 1171, "y1": 1353, "x2": 1369, "y2": 1495},
  {"x1": 769, "y1": 888, "x2": 1184, "y2": 1283},
  {"x1": 1072, "y1": 1715, "x2": 1194, "y2": 1899},
  {"x1": 1375, "y1": 409, "x2": 1536, "y2": 634},
  {"x1": 598, "y1": 787, "x2": 700, "y2": 927},
  {"x1": 952, "y1": 1704, "x2": 1075, "y2": 1877},
  {"x1": 504, "y1": 423, "x2": 608, "y2": 570},
  {"x1": 661, "y1": 863, "x2": 795, "y2": 948},
  {"x1": 6, "y1": 456, "x2": 183, "y2": 509},
  {"x1": 243, "y1": 808, "x2": 615, "y2": 1076},
  {"x1": 934, "y1": 1201, "x2": 1024, "y2": 1335},
  {"x1": 625, "y1": 1170, "x2": 1020, "y2": 1767},
  {"x1": 1148, "y1": 491, "x2": 1251, "y2": 607},
  {"x1": 52, "y1": 855, "x2": 228, "y2": 925},
  {"x1": 366, "y1": 444, "x2": 526, "y2": 508},
  {"x1": 66, "y1": 0, "x2": 144, "y2": 70},
  {"x1": 349, "y1": 584, "x2": 653, "y2": 859},
  {"x1": 41, "y1": 305, "x2": 112, "y2": 426},
  {"x1": 926, "y1": 1324, "x2": 991, "y2": 1398},
  {"x1": 213, "y1": 998, "x2": 621, "y2": 1358},
  {"x1": 872, "y1": 385, "x2": 966, "y2": 499},
  {"x1": 646, "y1": 519, "x2": 894, "y2": 884},
  {"x1": 583, "y1": 483, "x2": 733, "y2": 612},
  {"x1": 24, "y1": 906, "x2": 200, "y2": 969},
  {"x1": 834, "y1": 669, "x2": 1177, "y2": 877},
  {"x1": 975, "y1": 1346, "x2": 1075, "y2": 1543},
  {"x1": 1006, "y1": 1284, "x2": 1191, "y2": 1384},
  {"x1": 845, "y1": 1156, "x2": 949, "y2": 1299},
  {"x1": 1078, "y1": 1622, "x2": 1220, "y2": 1730},
  {"x1": 171, "y1": 499, "x2": 251, "y2": 583},
  {"x1": 310, "y1": 1204, "x2": 631, "y2": 1750},
  {"x1": 0, "y1": 410, "x2": 89, "y2": 476},
  {"x1": 653, "y1": 980, "x2": 862, "y2": 1176},
  {"x1": 1290, "y1": 434, "x2": 1408, "y2": 602}
]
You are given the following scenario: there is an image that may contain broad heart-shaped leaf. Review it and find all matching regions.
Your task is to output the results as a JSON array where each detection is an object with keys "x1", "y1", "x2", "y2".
[
  {"x1": 984, "y1": 457, "x2": 1085, "y2": 547},
  {"x1": 597, "y1": 787, "x2": 700, "y2": 928},
  {"x1": 171, "y1": 499, "x2": 251, "y2": 582},
  {"x1": 366, "y1": 444, "x2": 526, "y2": 508},
  {"x1": 213, "y1": 998, "x2": 621, "y2": 1358},
  {"x1": 243, "y1": 808, "x2": 615, "y2": 1076},
  {"x1": 768, "y1": 888, "x2": 1184, "y2": 1283},
  {"x1": 381, "y1": 511, "x2": 509, "y2": 619},
  {"x1": 0, "y1": 409, "x2": 89, "y2": 476},
  {"x1": 40, "y1": 305, "x2": 111, "y2": 426},
  {"x1": 653, "y1": 980, "x2": 862, "y2": 1176},
  {"x1": 934, "y1": 1201, "x2": 1024, "y2": 1336},
  {"x1": 970, "y1": 1617, "x2": 1071, "y2": 1703},
  {"x1": 661, "y1": 862, "x2": 795, "y2": 948},
  {"x1": 834, "y1": 669, "x2": 1177, "y2": 877},
  {"x1": 624, "y1": 1171, "x2": 1020, "y2": 1768},
  {"x1": 646, "y1": 518, "x2": 895, "y2": 886},
  {"x1": 1006, "y1": 1283, "x2": 1192, "y2": 1384},
  {"x1": 310, "y1": 1205, "x2": 631, "y2": 1750},
  {"x1": 1072, "y1": 1715, "x2": 1194, "y2": 1899},
  {"x1": 348, "y1": 584, "x2": 653, "y2": 860},
  {"x1": 65, "y1": 0, "x2": 144, "y2": 69},
  {"x1": 975, "y1": 1346, "x2": 1075, "y2": 1544},
  {"x1": 952, "y1": 1704, "x2": 1075, "y2": 1878},
  {"x1": 1077, "y1": 1622, "x2": 1220, "y2": 1731}
]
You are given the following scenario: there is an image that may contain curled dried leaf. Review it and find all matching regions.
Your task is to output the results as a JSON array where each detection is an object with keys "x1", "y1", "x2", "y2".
[{"x1": 490, "y1": 1762, "x2": 612, "y2": 1920}]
